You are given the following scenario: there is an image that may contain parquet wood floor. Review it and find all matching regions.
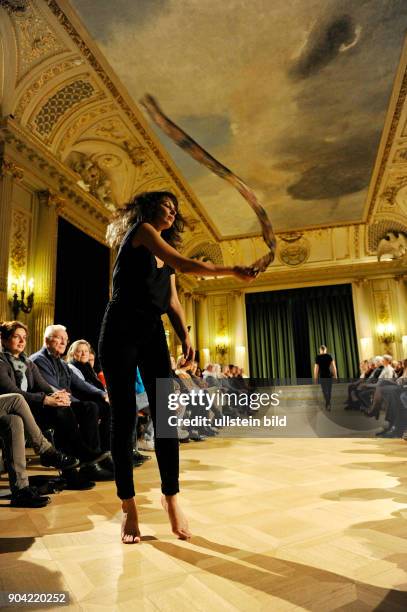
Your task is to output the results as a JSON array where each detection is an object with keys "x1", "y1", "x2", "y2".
[{"x1": 1, "y1": 437, "x2": 407, "y2": 611}]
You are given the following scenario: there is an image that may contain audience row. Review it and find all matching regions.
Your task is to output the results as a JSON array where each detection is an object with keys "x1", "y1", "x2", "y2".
[{"x1": 345, "y1": 355, "x2": 407, "y2": 437}]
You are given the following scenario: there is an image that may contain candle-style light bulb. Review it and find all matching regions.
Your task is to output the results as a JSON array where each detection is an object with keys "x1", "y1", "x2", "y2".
[{"x1": 28, "y1": 278, "x2": 34, "y2": 293}]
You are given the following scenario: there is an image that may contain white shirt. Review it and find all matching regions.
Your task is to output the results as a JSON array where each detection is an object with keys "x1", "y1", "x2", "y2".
[{"x1": 379, "y1": 364, "x2": 395, "y2": 379}]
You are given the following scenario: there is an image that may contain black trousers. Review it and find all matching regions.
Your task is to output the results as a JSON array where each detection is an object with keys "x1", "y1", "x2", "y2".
[
  {"x1": 99, "y1": 305, "x2": 179, "y2": 499},
  {"x1": 320, "y1": 378, "x2": 333, "y2": 406},
  {"x1": 32, "y1": 401, "x2": 100, "y2": 461}
]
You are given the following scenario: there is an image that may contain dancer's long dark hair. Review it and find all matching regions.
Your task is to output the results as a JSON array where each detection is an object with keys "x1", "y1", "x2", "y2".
[{"x1": 106, "y1": 191, "x2": 184, "y2": 249}]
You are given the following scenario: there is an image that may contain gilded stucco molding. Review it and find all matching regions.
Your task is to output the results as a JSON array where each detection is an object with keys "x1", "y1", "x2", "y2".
[
  {"x1": 0, "y1": 119, "x2": 110, "y2": 227},
  {"x1": 366, "y1": 61, "x2": 407, "y2": 222},
  {"x1": 44, "y1": 0, "x2": 217, "y2": 241},
  {"x1": 37, "y1": 188, "x2": 65, "y2": 213},
  {"x1": 14, "y1": 57, "x2": 82, "y2": 119},
  {"x1": 0, "y1": 1, "x2": 29, "y2": 15},
  {"x1": 0, "y1": 155, "x2": 24, "y2": 180},
  {"x1": 9, "y1": 208, "x2": 29, "y2": 276}
]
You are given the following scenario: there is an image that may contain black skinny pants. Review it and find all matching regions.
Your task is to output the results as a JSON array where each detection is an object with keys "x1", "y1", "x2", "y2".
[
  {"x1": 99, "y1": 308, "x2": 179, "y2": 499},
  {"x1": 320, "y1": 378, "x2": 333, "y2": 406}
]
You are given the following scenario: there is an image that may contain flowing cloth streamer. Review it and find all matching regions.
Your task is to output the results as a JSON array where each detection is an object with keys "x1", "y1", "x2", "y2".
[{"x1": 140, "y1": 94, "x2": 276, "y2": 274}]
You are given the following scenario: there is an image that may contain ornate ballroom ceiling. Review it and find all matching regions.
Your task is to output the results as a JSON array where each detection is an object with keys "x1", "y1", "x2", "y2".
[{"x1": 71, "y1": 0, "x2": 407, "y2": 238}]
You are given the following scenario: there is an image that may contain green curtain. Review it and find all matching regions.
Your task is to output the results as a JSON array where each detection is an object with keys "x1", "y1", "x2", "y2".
[
  {"x1": 246, "y1": 284, "x2": 359, "y2": 380},
  {"x1": 306, "y1": 286, "x2": 359, "y2": 379},
  {"x1": 246, "y1": 293, "x2": 296, "y2": 382}
]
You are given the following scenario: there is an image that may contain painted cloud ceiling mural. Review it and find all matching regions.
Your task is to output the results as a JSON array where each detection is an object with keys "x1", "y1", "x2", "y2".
[{"x1": 72, "y1": 0, "x2": 407, "y2": 236}]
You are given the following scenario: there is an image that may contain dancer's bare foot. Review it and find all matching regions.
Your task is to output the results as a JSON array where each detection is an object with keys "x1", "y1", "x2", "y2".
[
  {"x1": 161, "y1": 494, "x2": 191, "y2": 540},
  {"x1": 121, "y1": 498, "x2": 141, "y2": 544}
]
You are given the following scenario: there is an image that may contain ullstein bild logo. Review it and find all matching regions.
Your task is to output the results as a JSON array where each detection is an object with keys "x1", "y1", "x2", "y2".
[{"x1": 166, "y1": 389, "x2": 286, "y2": 429}]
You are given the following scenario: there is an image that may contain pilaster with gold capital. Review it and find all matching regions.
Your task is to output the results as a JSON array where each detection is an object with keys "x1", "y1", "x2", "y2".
[
  {"x1": 0, "y1": 163, "x2": 19, "y2": 319},
  {"x1": 232, "y1": 290, "x2": 249, "y2": 372},
  {"x1": 30, "y1": 190, "x2": 65, "y2": 350}
]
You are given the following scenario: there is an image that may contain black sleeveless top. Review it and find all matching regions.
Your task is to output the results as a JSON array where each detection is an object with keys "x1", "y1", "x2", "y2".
[{"x1": 111, "y1": 222, "x2": 174, "y2": 316}]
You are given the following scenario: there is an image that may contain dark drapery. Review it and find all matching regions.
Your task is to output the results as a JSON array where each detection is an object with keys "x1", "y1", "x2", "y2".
[
  {"x1": 246, "y1": 284, "x2": 359, "y2": 381},
  {"x1": 54, "y1": 218, "x2": 110, "y2": 351}
]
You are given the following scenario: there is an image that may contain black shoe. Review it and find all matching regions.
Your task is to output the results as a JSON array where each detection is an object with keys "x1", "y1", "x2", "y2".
[
  {"x1": 10, "y1": 486, "x2": 50, "y2": 508},
  {"x1": 98, "y1": 455, "x2": 115, "y2": 472},
  {"x1": 132, "y1": 455, "x2": 144, "y2": 467},
  {"x1": 377, "y1": 427, "x2": 400, "y2": 438},
  {"x1": 132, "y1": 450, "x2": 151, "y2": 462},
  {"x1": 189, "y1": 432, "x2": 207, "y2": 442},
  {"x1": 201, "y1": 428, "x2": 217, "y2": 437},
  {"x1": 62, "y1": 468, "x2": 95, "y2": 490},
  {"x1": 80, "y1": 463, "x2": 115, "y2": 481},
  {"x1": 80, "y1": 450, "x2": 110, "y2": 468},
  {"x1": 40, "y1": 448, "x2": 79, "y2": 470}
]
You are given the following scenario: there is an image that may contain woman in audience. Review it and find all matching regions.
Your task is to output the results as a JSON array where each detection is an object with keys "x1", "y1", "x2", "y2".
[
  {"x1": 67, "y1": 340, "x2": 106, "y2": 392},
  {"x1": 99, "y1": 190, "x2": 253, "y2": 543}
]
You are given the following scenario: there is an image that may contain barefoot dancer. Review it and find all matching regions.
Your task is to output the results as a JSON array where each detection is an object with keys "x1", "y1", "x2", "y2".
[{"x1": 99, "y1": 191, "x2": 253, "y2": 543}]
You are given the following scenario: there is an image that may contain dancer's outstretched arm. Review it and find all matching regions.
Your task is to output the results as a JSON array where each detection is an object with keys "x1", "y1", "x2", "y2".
[{"x1": 133, "y1": 222, "x2": 255, "y2": 281}]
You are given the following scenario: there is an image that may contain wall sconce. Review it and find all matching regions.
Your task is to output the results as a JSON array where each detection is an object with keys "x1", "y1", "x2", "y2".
[
  {"x1": 215, "y1": 334, "x2": 229, "y2": 358},
  {"x1": 9, "y1": 275, "x2": 34, "y2": 319},
  {"x1": 377, "y1": 323, "x2": 396, "y2": 346}
]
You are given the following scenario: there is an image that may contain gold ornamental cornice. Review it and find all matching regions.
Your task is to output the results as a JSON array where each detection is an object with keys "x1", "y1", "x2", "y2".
[
  {"x1": 365, "y1": 41, "x2": 407, "y2": 223},
  {"x1": 37, "y1": 188, "x2": 65, "y2": 212},
  {"x1": 0, "y1": 155, "x2": 24, "y2": 181},
  {"x1": 0, "y1": 117, "x2": 110, "y2": 225},
  {"x1": 194, "y1": 259, "x2": 407, "y2": 294}
]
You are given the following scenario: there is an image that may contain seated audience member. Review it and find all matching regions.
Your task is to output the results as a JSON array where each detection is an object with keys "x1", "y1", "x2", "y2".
[
  {"x1": 0, "y1": 393, "x2": 78, "y2": 507},
  {"x1": 30, "y1": 325, "x2": 114, "y2": 482},
  {"x1": 345, "y1": 360, "x2": 374, "y2": 409},
  {"x1": 0, "y1": 321, "x2": 106, "y2": 489},
  {"x1": 355, "y1": 356, "x2": 384, "y2": 412},
  {"x1": 374, "y1": 359, "x2": 407, "y2": 436},
  {"x1": 67, "y1": 339, "x2": 112, "y2": 456},
  {"x1": 67, "y1": 340, "x2": 106, "y2": 391},
  {"x1": 135, "y1": 367, "x2": 154, "y2": 454},
  {"x1": 379, "y1": 354, "x2": 395, "y2": 380},
  {"x1": 202, "y1": 364, "x2": 218, "y2": 387},
  {"x1": 394, "y1": 360, "x2": 403, "y2": 378},
  {"x1": 187, "y1": 361, "x2": 208, "y2": 389}
]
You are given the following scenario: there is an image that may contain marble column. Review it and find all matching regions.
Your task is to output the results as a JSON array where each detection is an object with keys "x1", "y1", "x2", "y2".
[
  {"x1": 31, "y1": 191, "x2": 64, "y2": 351},
  {"x1": 0, "y1": 160, "x2": 21, "y2": 320}
]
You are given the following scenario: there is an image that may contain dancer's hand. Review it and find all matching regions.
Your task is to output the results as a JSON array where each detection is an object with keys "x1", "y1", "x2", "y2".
[
  {"x1": 182, "y1": 336, "x2": 195, "y2": 363},
  {"x1": 233, "y1": 266, "x2": 257, "y2": 281}
]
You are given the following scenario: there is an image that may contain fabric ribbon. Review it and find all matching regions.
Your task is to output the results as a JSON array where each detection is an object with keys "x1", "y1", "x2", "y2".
[{"x1": 140, "y1": 94, "x2": 276, "y2": 274}]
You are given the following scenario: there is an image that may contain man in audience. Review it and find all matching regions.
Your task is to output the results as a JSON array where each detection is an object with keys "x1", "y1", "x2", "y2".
[
  {"x1": 0, "y1": 393, "x2": 78, "y2": 507},
  {"x1": 30, "y1": 324, "x2": 114, "y2": 482},
  {"x1": 0, "y1": 320, "x2": 107, "y2": 489}
]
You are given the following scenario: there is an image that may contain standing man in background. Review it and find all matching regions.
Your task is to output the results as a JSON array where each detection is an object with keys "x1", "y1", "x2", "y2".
[{"x1": 314, "y1": 345, "x2": 337, "y2": 411}]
